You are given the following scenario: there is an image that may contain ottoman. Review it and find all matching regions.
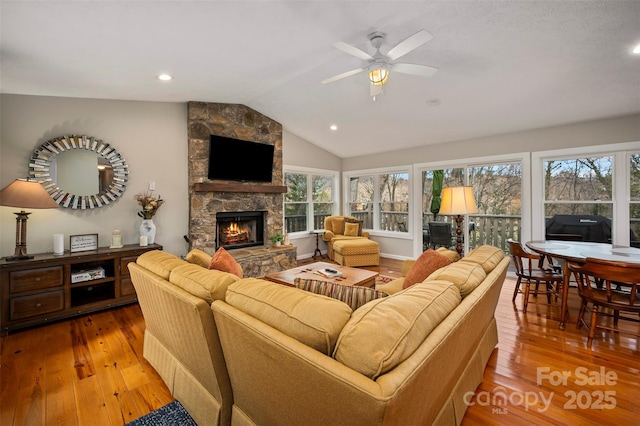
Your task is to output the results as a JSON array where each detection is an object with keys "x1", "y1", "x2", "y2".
[{"x1": 332, "y1": 239, "x2": 380, "y2": 267}]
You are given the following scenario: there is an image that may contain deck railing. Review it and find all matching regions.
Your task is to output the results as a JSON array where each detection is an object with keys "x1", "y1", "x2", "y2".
[{"x1": 285, "y1": 214, "x2": 640, "y2": 251}]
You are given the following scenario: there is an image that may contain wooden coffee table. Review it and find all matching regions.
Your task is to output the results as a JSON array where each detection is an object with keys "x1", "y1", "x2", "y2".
[{"x1": 264, "y1": 262, "x2": 378, "y2": 288}]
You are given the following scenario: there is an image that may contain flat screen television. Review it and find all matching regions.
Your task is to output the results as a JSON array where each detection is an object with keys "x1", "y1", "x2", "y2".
[{"x1": 208, "y1": 135, "x2": 274, "y2": 182}]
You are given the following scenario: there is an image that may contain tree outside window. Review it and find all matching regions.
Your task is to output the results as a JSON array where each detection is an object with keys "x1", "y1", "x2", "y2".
[
  {"x1": 312, "y1": 175, "x2": 333, "y2": 230},
  {"x1": 379, "y1": 173, "x2": 409, "y2": 232},
  {"x1": 285, "y1": 173, "x2": 308, "y2": 233},
  {"x1": 349, "y1": 176, "x2": 374, "y2": 229},
  {"x1": 544, "y1": 156, "x2": 613, "y2": 218}
]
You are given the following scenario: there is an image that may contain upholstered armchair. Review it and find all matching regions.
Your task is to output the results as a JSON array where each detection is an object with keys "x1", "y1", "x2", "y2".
[{"x1": 322, "y1": 215, "x2": 371, "y2": 261}]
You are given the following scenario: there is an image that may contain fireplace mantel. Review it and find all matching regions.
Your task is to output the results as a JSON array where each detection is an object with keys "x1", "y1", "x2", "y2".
[{"x1": 194, "y1": 182, "x2": 287, "y2": 193}]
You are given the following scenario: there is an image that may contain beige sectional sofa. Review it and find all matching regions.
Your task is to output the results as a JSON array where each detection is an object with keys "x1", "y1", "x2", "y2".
[
  {"x1": 211, "y1": 245, "x2": 509, "y2": 425},
  {"x1": 129, "y1": 249, "x2": 241, "y2": 426},
  {"x1": 130, "y1": 245, "x2": 509, "y2": 426}
]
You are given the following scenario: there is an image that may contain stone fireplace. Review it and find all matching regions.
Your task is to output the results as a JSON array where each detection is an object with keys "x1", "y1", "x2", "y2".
[{"x1": 187, "y1": 101, "x2": 296, "y2": 277}]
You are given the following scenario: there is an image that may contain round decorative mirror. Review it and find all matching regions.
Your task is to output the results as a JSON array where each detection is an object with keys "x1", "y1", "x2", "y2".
[{"x1": 28, "y1": 135, "x2": 129, "y2": 209}]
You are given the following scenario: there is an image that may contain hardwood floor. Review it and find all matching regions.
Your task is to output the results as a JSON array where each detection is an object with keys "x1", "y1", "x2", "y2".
[
  {"x1": 0, "y1": 303, "x2": 172, "y2": 426},
  {"x1": 1, "y1": 257, "x2": 638, "y2": 425}
]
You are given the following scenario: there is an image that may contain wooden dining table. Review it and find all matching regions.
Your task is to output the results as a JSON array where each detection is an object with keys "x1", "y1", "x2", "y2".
[{"x1": 525, "y1": 240, "x2": 640, "y2": 330}]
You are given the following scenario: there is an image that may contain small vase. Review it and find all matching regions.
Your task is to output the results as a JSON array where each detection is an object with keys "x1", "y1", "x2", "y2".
[{"x1": 140, "y1": 219, "x2": 156, "y2": 245}]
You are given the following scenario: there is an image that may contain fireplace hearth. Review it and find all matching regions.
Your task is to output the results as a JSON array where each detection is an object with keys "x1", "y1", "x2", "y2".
[{"x1": 216, "y1": 211, "x2": 265, "y2": 250}]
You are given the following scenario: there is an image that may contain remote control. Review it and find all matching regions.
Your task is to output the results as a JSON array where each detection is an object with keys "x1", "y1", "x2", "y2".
[{"x1": 326, "y1": 268, "x2": 338, "y2": 273}]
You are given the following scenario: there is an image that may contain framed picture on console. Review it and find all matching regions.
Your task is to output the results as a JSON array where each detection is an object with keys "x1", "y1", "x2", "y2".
[{"x1": 70, "y1": 233, "x2": 99, "y2": 253}]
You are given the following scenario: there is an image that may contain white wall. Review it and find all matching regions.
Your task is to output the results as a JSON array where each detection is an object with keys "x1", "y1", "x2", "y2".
[
  {"x1": 342, "y1": 114, "x2": 640, "y2": 171},
  {"x1": 1, "y1": 94, "x2": 189, "y2": 257}
]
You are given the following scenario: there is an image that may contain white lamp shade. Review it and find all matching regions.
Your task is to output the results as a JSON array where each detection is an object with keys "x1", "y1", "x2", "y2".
[{"x1": 439, "y1": 186, "x2": 478, "y2": 215}]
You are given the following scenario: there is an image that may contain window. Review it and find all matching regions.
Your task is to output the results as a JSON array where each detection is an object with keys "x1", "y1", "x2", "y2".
[
  {"x1": 543, "y1": 156, "x2": 613, "y2": 218},
  {"x1": 284, "y1": 168, "x2": 337, "y2": 233},
  {"x1": 630, "y1": 153, "x2": 640, "y2": 247},
  {"x1": 532, "y1": 143, "x2": 639, "y2": 246},
  {"x1": 348, "y1": 175, "x2": 374, "y2": 229},
  {"x1": 420, "y1": 161, "x2": 523, "y2": 254},
  {"x1": 380, "y1": 173, "x2": 409, "y2": 232},
  {"x1": 347, "y1": 169, "x2": 410, "y2": 233},
  {"x1": 468, "y1": 163, "x2": 522, "y2": 251}
]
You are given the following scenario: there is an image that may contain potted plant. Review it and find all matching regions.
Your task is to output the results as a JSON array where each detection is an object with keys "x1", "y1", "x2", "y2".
[{"x1": 270, "y1": 232, "x2": 284, "y2": 246}]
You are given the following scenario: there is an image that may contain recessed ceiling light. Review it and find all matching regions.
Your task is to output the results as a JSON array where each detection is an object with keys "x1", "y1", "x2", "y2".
[
  {"x1": 633, "y1": 44, "x2": 640, "y2": 54},
  {"x1": 158, "y1": 74, "x2": 173, "y2": 81},
  {"x1": 329, "y1": 124, "x2": 338, "y2": 131}
]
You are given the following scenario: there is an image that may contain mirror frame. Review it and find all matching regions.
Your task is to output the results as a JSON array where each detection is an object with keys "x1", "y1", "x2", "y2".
[{"x1": 28, "y1": 135, "x2": 129, "y2": 209}]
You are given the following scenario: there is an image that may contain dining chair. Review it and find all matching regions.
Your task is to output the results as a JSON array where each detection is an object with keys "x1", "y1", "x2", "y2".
[
  {"x1": 568, "y1": 258, "x2": 640, "y2": 348},
  {"x1": 428, "y1": 222, "x2": 453, "y2": 249},
  {"x1": 507, "y1": 239, "x2": 564, "y2": 313}
]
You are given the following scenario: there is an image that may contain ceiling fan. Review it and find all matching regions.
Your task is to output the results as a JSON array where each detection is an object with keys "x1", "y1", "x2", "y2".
[{"x1": 321, "y1": 29, "x2": 438, "y2": 99}]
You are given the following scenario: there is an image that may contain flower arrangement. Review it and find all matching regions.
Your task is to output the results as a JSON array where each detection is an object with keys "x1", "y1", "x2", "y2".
[{"x1": 135, "y1": 191, "x2": 164, "y2": 220}]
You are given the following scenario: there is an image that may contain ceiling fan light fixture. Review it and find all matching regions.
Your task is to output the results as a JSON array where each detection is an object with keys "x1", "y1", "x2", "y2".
[{"x1": 368, "y1": 68, "x2": 389, "y2": 86}]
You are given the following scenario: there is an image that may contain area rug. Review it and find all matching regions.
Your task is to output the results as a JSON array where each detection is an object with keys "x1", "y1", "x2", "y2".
[
  {"x1": 126, "y1": 400, "x2": 196, "y2": 426},
  {"x1": 376, "y1": 275, "x2": 395, "y2": 285}
]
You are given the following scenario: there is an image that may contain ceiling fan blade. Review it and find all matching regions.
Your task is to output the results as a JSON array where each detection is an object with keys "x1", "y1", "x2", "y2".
[
  {"x1": 386, "y1": 29, "x2": 434, "y2": 61},
  {"x1": 321, "y1": 67, "x2": 366, "y2": 84},
  {"x1": 333, "y1": 41, "x2": 373, "y2": 61},
  {"x1": 392, "y1": 62, "x2": 438, "y2": 77}
]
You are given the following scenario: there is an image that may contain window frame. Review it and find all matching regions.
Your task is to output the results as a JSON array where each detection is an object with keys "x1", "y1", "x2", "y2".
[
  {"x1": 532, "y1": 142, "x2": 639, "y2": 247},
  {"x1": 343, "y1": 166, "x2": 412, "y2": 239},
  {"x1": 413, "y1": 152, "x2": 530, "y2": 257},
  {"x1": 284, "y1": 165, "x2": 339, "y2": 236}
]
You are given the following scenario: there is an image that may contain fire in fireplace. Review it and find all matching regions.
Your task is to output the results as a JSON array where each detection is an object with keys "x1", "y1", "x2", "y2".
[{"x1": 216, "y1": 211, "x2": 265, "y2": 250}]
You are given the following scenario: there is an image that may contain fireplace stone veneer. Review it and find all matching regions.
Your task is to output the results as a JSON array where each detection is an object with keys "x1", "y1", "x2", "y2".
[{"x1": 187, "y1": 101, "x2": 296, "y2": 277}]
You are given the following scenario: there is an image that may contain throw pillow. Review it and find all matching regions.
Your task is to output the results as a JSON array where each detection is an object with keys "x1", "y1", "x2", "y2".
[
  {"x1": 294, "y1": 278, "x2": 388, "y2": 310},
  {"x1": 343, "y1": 217, "x2": 362, "y2": 236},
  {"x1": 329, "y1": 217, "x2": 345, "y2": 235},
  {"x1": 208, "y1": 247, "x2": 243, "y2": 278},
  {"x1": 184, "y1": 248, "x2": 212, "y2": 268},
  {"x1": 403, "y1": 249, "x2": 453, "y2": 289},
  {"x1": 344, "y1": 222, "x2": 360, "y2": 237}
]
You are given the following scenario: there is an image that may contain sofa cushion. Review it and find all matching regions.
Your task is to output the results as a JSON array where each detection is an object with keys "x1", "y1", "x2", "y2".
[
  {"x1": 343, "y1": 217, "x2": 363, "y2": 236},
  {"x1": 333, "y1": 280, "x2": 461, "y2": 380},
  {"x1": 332, "y1": 238, "x2": 379, "y2": 255},
  {"x1": 403, "y1": 249, "x2": 453, "y2": 288},
  {"x1": 436, "y1": 247, "x2": 462, "y2": 263},
  {"x1": 294, "y1": 278, "x2": 388, "y2": 310},
  {"x1": 374, "y1": 277, "x2": 405, "y2": 295},
  {"x1": 426, "y1": 261, "x2": 487, "y2": 298},
  {"x1": 209, "y1": 247, "x2": 243, "y2": 278},
  {"x1": 225, "y1": 278, "x2": 353, "y2": 355},
  {"x1": 136, "y1": 250, "x2": 188, "y2": 280},
  {"x1": 329, "y1": 216, "x2": 346, "y2": 235},
  {"x1": 184, "y1": 248, "x2": 212, "y2": 268},
  {"x1": 460, "y1": 245, "x2": 505, "y2": 273},
  {"x1": 169, "y1": 263, "x2": 240, "y2": 303}
]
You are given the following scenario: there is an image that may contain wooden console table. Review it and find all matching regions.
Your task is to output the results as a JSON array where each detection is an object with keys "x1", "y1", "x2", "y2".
[{"x1": 0, "y1": 243, "x2": 162, "y2": 335}]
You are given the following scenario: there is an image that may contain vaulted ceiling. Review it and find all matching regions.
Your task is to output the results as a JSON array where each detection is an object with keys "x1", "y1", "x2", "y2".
[{"x1": 2, "y1": 1, "x2": 639, "y2": 158}]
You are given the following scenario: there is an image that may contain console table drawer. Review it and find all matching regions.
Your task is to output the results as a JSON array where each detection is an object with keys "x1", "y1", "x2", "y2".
[
  {"x1": 120, "y1": 256, "x2": 138, "y2": 277},
  {"x1": 10, "y1": 290, "x2": 65, "y2": 320},
  {"x1": 120, "y1": 276, "x2": 136, "y2": 297},
  {"x1": 9, "y1": 266, "x2": 64, "y2": 293}
]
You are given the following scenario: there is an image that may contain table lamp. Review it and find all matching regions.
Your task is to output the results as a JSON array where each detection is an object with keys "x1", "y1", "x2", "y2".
[
  {"x1": 438, "y1": 186, "x2": 478, "y2": 256},
  {"x1": 0, "y1": 178, "x2": 59, "y2": 261}
]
